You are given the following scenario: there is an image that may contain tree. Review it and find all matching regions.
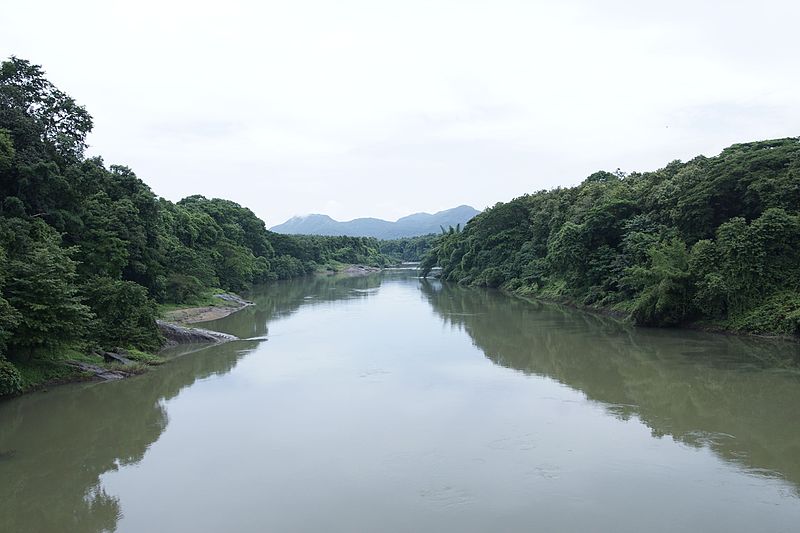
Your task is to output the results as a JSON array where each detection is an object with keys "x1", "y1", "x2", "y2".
[
  {"x1": 624, "y1": 238, "x2": 693, "y2": 326},
  {"x1": 0, "y1": 248, "x2": 20, "y2": 357},
  {"x1": 2, "y1": 222, "x2": 91, "y2": 356},
  {"x1": 0, "y1": 128, "x2": 14, "y2": 172},
  {"x1": 81, "y1": 277, "x2": 162, "y2": 351},
  {"x1": 0, "y1": 57, "x2": 92, "y2": 161}
]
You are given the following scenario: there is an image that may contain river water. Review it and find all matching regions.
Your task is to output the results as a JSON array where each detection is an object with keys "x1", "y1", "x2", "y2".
[{"x1": 1, "y1": 271, "x2": 800, "y2": 532}]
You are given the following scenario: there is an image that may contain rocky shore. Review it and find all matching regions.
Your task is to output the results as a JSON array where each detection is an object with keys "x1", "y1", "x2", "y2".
[
  {"x1": 337, "y1": 264, "x2": 382, "y2": 277},
  {"x1": 161, "y1": 293, "x2": 254, "y2": 325},
  {"x1": 157, "y1": 321, "x2": 240, "y2": 346},
  {"x1": 50, "y1": 294, "x2": 252, "y2": 387}
]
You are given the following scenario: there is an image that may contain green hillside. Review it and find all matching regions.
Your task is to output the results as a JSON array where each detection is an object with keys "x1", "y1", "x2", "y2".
[
  {"x1": 0, "y1": 57, "x2": 388, "y2": 396},
  {"x1": 422, "y1": 138, "x2": 800, "y2": 336}
]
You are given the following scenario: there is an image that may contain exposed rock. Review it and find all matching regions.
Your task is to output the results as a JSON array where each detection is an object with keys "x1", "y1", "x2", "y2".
[
  {"x1": 65, "y1": 361, "x2": 129, "y2": 381},
  {"x1": 161, "y1": 294, "x2": 253, "y2": 325},
  {"x1": 340, "y1": 265, "x2": 382, "y2": 277},
  {"x1": 214, "y1": 293, "x2": 254, "y2": 306},
  {"x1": 157, "y1": 320, "x2": 239, "y2": 346},
  {"x1": 101, "y1": 351, "x2": 133, "y2": 365}
]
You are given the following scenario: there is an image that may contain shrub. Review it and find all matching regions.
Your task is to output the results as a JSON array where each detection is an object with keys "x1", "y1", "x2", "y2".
[
  {"x1": 625, "y1": 238, "x2": 693, "y2": 326},
  {"x1": 81, "y1": 277, "x2": 162, "y2": 351},
  {"x1": 165, "y1": 273, "x2": 205, "y2": 304},
  {"x1": 0, "y1": 359, "x2": 22, "y2": 396},
  {"x1": 728, "y1": 292, "x2": 800, "y2": 335}
]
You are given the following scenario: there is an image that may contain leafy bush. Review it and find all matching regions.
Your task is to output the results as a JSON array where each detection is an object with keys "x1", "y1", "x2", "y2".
[
  {"x1": 165, "y1": 274, "x2": 205, "y2": 304},
  {"x1": 728, "y1": 292, "x2": 800, "y2": 335},
  {"x1": 81, "y1": 277, "x2": 162, "y2": 351},
  {"x1": 1, "y1": 220, "x2": 91, "y2": 354},
  {"x1": 478, "y1": 267, "x2": 507, "y2": 288},
  {"x1": 0, "y1": 359, "x2": 22, "y2": 396},
  {"x1": 625, "y1": 239, "x2": 693, "y2": 326}
]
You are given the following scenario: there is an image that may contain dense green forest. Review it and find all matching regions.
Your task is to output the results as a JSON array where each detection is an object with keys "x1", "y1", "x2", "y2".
[
  {"x1": 378, "y1": 234, "x2": 436, "y2": 262},
  {"x1": 422, "y1": 138, "x2": 800, "y2": 337},
  {"x1": 0, "y1": 57, "x2": 388, "y2": 396}
]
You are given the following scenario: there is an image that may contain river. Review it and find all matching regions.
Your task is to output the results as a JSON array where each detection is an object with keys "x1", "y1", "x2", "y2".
[{"x1": 1, "y1": 270, "x2": 799, "y2": 532}]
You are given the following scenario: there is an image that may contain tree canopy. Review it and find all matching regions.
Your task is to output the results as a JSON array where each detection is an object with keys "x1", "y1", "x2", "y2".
[
  {"x1": 0, "y1": 57, "x2": 389, "y2": 394},
  {"x1": 422, "y1": 138, "x2": 800, "y2": 335}
]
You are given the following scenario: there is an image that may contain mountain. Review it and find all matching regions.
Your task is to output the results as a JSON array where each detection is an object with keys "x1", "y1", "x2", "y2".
[{"x1": 271, "y1": 205, "x2": 481, "y2": 239}]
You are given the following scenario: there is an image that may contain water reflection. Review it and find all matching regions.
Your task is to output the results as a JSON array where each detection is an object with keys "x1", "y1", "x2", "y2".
[
  {"x1": 199, "y1": 273, "x2": 383, "y2": 339},
  {"x1": 2, "y1": 272, "x2": 799, "y2": 533},
  {"x1": 419, "y1": 279, "x2": 800, "y2": 492},
  {"x1": 0, "y1": 274, "x2": 382, "y2": 533}
]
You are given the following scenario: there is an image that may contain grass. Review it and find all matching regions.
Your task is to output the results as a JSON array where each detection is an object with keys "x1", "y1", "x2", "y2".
[
  {"x1": 13, "y1": 348, "x2": 98, "y2": 392},
  {"x1": 125, "y1": 348, "x2": 165, "y2": 366},
  {"x1": 105, "y1": 361, "x2": 149, "y2": 374}
]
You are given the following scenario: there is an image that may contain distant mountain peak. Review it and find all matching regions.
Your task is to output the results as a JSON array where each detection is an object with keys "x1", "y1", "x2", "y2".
[
  {"x1": 291, "y1": 213, "x2": 334, "y2": 221},
  {"x1": 270, "y1": 205, "x2": 480, "y2": 239}
]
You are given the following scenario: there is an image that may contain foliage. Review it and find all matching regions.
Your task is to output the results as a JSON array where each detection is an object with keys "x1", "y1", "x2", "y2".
[
  {"x1": 379, "y1": 234, "x2": 437, "y2": 262},
  {"x1": 726, "y1": 292, "x2": 800, "y2": 335},
  {"x1": 268, "y1": 232, "x2": 390, "y2": 271},
  {"x1": 0, "y1": 57, "x2": 92, "y2": 161},
  {"x1": 423, "y1": 137, "x2": 800, "y2": 335},
  {"x1": 0, "y1": 358, "x2": 22, "y2": 396},
  {"x1": 0, "y1": 57, "x2": 392, "y2": 394},
  {"x1": 81, "y1": 277, "x2": 162, "y2": 351},
  {"x1": 0, "y1": 218, "x2": 91, "y2": 355},
  {"x1": 165, "y1": 274, "x2": 206, "y2": 304},
  {"x1": 624, "y1": 238, "x2": 692, "y2": 326}
]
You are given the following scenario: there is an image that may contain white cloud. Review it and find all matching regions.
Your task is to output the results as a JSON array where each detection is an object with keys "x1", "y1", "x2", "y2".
[{"x1": 2, "y1": 0, "x2": 798, "y2": 225}]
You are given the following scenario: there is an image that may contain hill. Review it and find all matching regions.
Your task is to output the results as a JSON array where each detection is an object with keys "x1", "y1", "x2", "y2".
[
  {"x1": 422, "y1": 138, "x2": 800, "y2": 337},
  {"x1": 0, "y1": 57, "x2": 391, "y2": 396},
  {"x1": 271, "y1": 205, "x2": 480, "y2": 239}
]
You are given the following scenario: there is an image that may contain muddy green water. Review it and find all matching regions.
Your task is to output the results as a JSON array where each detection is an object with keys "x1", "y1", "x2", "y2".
[{"x1": 2, "y1": 272, "x2": 800, "y2": 532}]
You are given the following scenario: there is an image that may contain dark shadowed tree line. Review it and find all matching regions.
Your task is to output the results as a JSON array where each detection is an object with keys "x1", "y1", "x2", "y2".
[{"x1": 378, "y1": 234, "x2": 437, "y2": 262}]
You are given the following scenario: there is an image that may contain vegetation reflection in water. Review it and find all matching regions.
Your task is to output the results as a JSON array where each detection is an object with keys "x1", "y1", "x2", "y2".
[
  {"x1": 0, "y1": 274, "x2": 382, "y2": 533},
  {"x1": 0, "y1": 272, "x2": 798, "y2": 533},
  {"x1": 420, "y1": 280, "x2": 800, "y2": 492}
]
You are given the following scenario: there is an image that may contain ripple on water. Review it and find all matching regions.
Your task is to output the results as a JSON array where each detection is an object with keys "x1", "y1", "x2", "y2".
[
  {"x1": 487, "y1": 432, "x2": 539, "y2": 451},
  {"x1": 419, "y1": 485, "x2": 475, "y2": 509}
]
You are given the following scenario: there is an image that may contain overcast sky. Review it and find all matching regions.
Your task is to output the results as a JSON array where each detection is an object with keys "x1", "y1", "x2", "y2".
[{"x1": 2, "y1": 0, "x2": 798, "y2": 226}]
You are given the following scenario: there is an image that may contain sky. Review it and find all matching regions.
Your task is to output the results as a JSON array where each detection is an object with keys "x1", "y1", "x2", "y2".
[{"x1": 2, "y1": 0, "x2": 798, "y2": 226}]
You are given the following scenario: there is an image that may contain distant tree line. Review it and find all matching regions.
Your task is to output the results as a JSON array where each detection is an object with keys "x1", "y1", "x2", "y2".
[
  {"x1": 0, "y1": 57, "x2": 387, "y2": 395},
  {"x1": 378, "y1": 234, "x2": 437, "y2": 262},
  {"x1": 422, "y1": 137, "x2": 800, "y2": 336}
]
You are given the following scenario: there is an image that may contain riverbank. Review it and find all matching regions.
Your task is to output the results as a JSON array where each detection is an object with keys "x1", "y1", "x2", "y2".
[
  {"x1": 1, "y1": 291, "x2": 253, "y2": 400},
  {"x1": 338, "y1": 264, "x2": 383, "y2": 276},
  {"x1": 508, "y1": 287, "x2": 800, "y2": 343},
  {"x1": 4, "y1": 272, "x2": 377, "y2": 399},
  {"x1": 160, "y1": 267, "x2": 383, "y2": 332},
  {"x1": 315, "y1": 262, "x2": 383, "y2": 277},
  {"x1": 160, "y1": 292, "x2": 254, "y2": 325},
  {"x1": 4, "y1": 348, "x2": 167, "y2": 399}
]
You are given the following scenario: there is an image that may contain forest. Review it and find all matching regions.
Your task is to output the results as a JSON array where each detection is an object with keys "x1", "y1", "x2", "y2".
[
  {"x1": 378, "y1": 234, "x2": 436, "y2": 262},
  {"x1": 0, "y1": 58, "x2": 388, "y2": 396},
  {"x1": 2, "y1": 55, "x2": 798, "y2": 400},
  {"x1": 422, "y1": 137, "x2": 800, "y2": 337}
]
